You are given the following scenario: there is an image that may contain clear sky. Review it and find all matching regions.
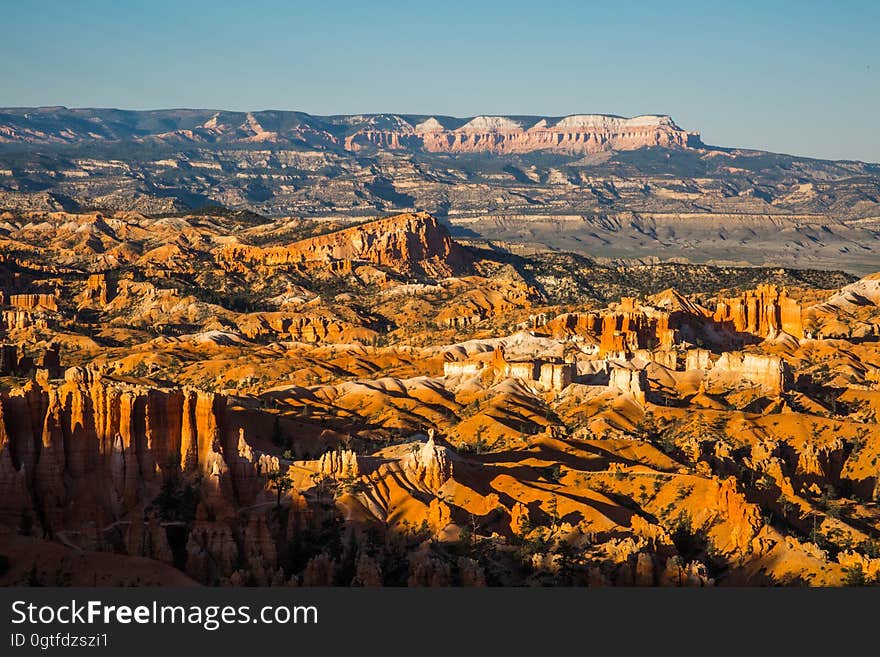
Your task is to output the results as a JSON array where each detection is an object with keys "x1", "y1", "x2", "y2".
[{"x1": 2, "y1": 0, "x2": 878, "y2": 162}]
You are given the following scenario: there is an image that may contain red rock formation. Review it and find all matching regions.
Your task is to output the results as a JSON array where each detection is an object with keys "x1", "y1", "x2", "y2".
[
  {"x1": 479, "y1": 347, "x2": 575, "y2": 391},
  {"x1": 457, "y1": 557, "x2": 487, "y2": 586},
  {"x1": 685, "y1": 348, "x2": 712, "y2": 371},
  {"x1": 711, "y1": 352, "x2": 792, "y2": 393},
  {"x1": 5, "y1": 293, "x2": 58, "y2": 312},
  {"x1": 687, "y1": 349, "x2": 792, "y2": 393},
  {"x1": 658, "y1": 557, "x2": 713, "y2": 587},
  {"x1": 427, "y1": 497, "x2": 452, "y2": 533},
  {"x1": 709, "y1": 477, "x2": 763, "y2": 551},
  {"x1": 540, "y1": 300, "x2": 675, "y2": 357},
  {"x1": 217, "y1": 212, "x2": 471, "y2": 278},
  {"x1": 78, "y1": 273, "x2": 117, "y2": 307},
  {"x1": 186, "y1": 523, "x2": 239, "y2": 584},
  {"x1": 0, "y1": 366, "x2": 301, "y2": 584},
  {"x1": 318, "y1": 448, "x2": 359, "y2": 480},
  {"x1": 510, "y1": 502, "x2": 531, "y2": 535},
  {"x1": 434, "y1": 278, "x2": 533, "y2": 328},
  {"x1": 712, "y1": 284, "x2": 805, "y2": 339},
  {"x1": 403, "y1": 431, "x2": 453, "y2": 491},
  {"x1": 608, "y1": 364, "x2": 649, "y2": 404},
  {"x1": 543, "y1": 288, "x2": 804, "y2": 356},
  {"x1": 0, "y1": 368, "x2": 238, "y2": 535},
  {"x1": 124, "y1": 514, "x2": 175, "y2": 565}
]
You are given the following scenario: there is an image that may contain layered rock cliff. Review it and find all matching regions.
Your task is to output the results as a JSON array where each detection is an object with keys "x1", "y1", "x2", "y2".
[
  {"x1": 217, "y1": 211, "x2": 472, "y2": 278},
  {"x1": 0, "y1": 367, "x2": 244, "y2": 536},
  {"x1": 712, "y1": 284, "x2": 805, "y2": 339},
  {"x1": 346, "y1": 114, "x2": 700, "y2": 154},
  {"x1": 710, "y1": 351, "x2": 792, "y2": 393},
  {"x1": 536, "y1": 286, "x2": 808, "y2": 356},
  {"x1": 2, "y1": 293, "x2": 59, "y2": 312},
  {"x1": 536, "y1": 297, "x2": 676, "y2": 356}
]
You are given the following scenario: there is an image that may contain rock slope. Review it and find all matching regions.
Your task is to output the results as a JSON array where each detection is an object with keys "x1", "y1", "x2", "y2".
[{"x1": 217, "y1": 211, "x2": 472, "y2": 277}]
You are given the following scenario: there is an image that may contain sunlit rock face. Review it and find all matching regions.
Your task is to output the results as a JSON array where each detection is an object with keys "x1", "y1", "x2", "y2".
[{"x1": 1, "y1": 206, "x2": 879, "y2": 587}]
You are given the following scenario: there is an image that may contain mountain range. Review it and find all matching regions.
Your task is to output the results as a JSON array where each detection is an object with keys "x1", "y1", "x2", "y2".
[
  {"x1": 0, "y1": 107, "x2": 700, "y2": 150},
  {"x1": 1, "y1": 107, "x2": 879, "y2": 273}
]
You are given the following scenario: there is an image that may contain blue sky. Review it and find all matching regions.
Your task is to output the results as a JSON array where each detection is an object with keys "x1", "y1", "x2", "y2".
[{"x1": 2, "y1": 0, "x2": 878, "y2": 161}]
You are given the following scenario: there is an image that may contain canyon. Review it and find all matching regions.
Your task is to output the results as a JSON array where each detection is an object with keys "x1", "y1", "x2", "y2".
[{"x1": 0, "y1": 209, "x2": 878, "y2": 587}]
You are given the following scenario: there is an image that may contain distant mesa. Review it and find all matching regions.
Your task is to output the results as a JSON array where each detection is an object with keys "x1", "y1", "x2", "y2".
[
  {"x1": 346, "y1": 112, "x2": 700, "y2": 154},
  {"x1": 0, "y1": 107, "x2": 702, "y2": 155}
]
